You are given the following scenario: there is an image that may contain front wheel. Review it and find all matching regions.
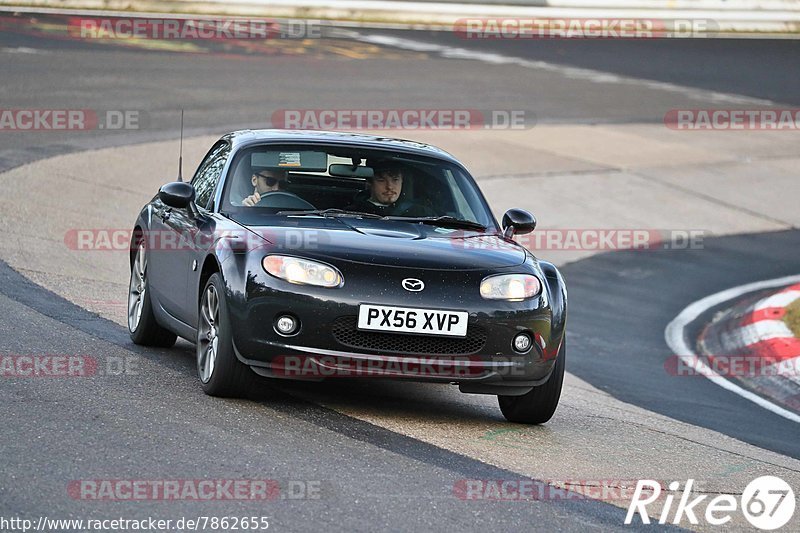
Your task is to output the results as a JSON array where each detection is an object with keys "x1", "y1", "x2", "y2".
[
  {"x1": 498, "y1": 338, "x2": 566, "y2": 424},
  {"x1": 127, "y1": 241, "x2": 177, "y2": 347},
  {"x1": 197, "y1": 273, "x2": 255, "y2": 397}
]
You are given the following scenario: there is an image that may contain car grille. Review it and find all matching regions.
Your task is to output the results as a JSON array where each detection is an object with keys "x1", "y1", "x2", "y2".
[{"x1": 331, "y1": 316, "x2": 487, "y2": 355}]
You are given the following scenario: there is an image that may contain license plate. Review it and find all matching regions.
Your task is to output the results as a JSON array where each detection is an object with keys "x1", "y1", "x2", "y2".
[{"x1": 357, "y1": 304, "x2": 468, "y2": 337}]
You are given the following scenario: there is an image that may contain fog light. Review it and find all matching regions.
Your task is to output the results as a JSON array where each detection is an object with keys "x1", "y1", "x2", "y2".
[
  {"x1": 513, "y1": 333, "x2": 532, "y2": 353},
  {"x1": 275, "y1": 315, "x2": 298, "y2": 335}
]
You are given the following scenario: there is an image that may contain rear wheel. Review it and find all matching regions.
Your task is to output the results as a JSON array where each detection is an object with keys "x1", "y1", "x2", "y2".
[
  {"x1": 197, "y1": 273, "x2": 255, "y2": 397},
  {"x1": 127, "y1": 241, "x2": 177, "y2": 347},
  {"x1": 498, "y1": 338, "x2": 566, "y2": 424}
]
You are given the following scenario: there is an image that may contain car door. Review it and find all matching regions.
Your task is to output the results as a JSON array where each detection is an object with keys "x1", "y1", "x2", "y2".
[
  {"x1": 181, "y1": 141, "x2": 232, "y2": 327},
  {"x1": 149, "y1": 141, "x2": 230, "y2": 325}
]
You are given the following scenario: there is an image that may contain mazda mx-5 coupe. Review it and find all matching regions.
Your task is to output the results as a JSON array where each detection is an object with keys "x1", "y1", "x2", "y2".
[{"x1": 127, "y1": 130, "x2": 567, "y2": 423}]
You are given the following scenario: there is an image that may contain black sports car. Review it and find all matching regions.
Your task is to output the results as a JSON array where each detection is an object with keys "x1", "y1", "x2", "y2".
[{"x1": 127, "y1": 130, "x2": 567, "y2": 423}]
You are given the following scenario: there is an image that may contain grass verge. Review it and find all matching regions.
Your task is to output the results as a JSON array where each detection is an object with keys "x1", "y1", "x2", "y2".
[{"x1": 784, "y1": 298, "x2": 800, "y2": 338}]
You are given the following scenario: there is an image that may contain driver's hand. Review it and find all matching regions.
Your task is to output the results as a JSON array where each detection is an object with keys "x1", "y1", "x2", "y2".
[{"x1": 242, "y1": 192, "x2": 261, "y2": 207}]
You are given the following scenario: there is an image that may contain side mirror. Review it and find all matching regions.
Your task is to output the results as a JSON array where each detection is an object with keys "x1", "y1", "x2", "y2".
[
  {"x1": 159, "y1": 181, "x2": 195, "y2": 209},
  {"x1": 502, "y1": 208, "x2": 536, "y2": 238}
]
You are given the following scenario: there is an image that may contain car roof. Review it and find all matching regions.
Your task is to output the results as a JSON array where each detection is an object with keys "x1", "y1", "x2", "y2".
[{"x1": 221, "y1": 129, "x2": 463, "y2": 166}]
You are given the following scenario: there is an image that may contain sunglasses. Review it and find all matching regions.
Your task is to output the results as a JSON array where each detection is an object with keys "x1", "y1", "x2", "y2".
[{"x1": 255, "y1": 173, "x2": 281, "y2": 186}]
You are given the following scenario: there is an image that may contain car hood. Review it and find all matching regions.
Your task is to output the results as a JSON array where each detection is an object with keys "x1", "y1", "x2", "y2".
[{"x1": 243, "y1": 217, "x2": 526, "y2": 270}]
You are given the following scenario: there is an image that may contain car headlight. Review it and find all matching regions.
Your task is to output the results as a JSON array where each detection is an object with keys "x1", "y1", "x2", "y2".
[
  {"x1": 480, "y1": 274, "x2": 541, "y2": 301},
  {"x1": 262, "y1": 255, "x2": 343, "y2": 288}
]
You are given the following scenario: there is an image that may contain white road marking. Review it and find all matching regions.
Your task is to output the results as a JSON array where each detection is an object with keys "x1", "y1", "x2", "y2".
[
  {"x1": 341, "y1": 31, "x2": 777, "y2": 106},
  {"x1": 1, "y1": 47, "x2": 43, "y2": 54},
  {"x1": 755, "y1": 290, "x2": 800, "y2": 310},
  {"x1": 665, "y1": 274, "x2": 800, "y2": 424}
]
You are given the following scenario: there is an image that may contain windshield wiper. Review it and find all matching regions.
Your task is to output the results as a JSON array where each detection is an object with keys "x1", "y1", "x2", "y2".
[
  {"x1": 384, "y1": 216, "x2": 486, "y2": 231},
  {"x1": 277, "y1": 210, "x2": 486, "y2": 231},
  {"x1": 277, "y1": 208, "x2": 383, "y2": 219}
]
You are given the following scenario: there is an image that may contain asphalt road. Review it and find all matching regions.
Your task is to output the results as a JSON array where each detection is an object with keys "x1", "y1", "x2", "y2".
[
  {"x1": 2, "y1": 14, "x2": 799, "y2": 175},
  {"x1": 0, "y1": 260, "x2": 635, "y2": 531},
  {"x1": 1, "y1": 12, "x2": 799, "y2": 529},
  {"x1": 352, "y1": 28, "x2": 800, "y2": 107},
  {"x1": 563, "y1": 230, "x2": 800, "y2": 458}
]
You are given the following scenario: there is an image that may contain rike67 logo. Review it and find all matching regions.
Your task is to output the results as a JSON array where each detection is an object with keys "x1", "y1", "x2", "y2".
[{"x1": 626, "y1": 477, "x2": 795, "y2": 530}]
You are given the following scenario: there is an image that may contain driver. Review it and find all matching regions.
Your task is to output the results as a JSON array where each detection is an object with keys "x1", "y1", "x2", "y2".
[
  {"x1": 347, "y1": 163, "x2": 433, "y2": 217},
  {"x1": 242, "y1": 169, "x2": 287, "y2": 207}
]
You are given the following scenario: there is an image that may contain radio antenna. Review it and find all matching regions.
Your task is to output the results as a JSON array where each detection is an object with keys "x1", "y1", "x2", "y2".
[{"x1": 177, "y1": 109, "x2": 184, "y2": 182}]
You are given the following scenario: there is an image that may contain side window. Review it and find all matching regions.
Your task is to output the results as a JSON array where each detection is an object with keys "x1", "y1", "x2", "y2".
[{"x1": 192, "y1": 141, "x2": 230, "y2": 210}]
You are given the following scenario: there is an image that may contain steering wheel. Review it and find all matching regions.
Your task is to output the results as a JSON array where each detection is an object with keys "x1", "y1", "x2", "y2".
[
  {"x1": 393, "y1": 199, "x2": 435, "y2": 218},
  {"x1": 257, "y1": 191, "x2": 316, "y2": 210}
]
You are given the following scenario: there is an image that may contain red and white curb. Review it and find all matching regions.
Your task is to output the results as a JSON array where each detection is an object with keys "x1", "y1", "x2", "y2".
[
  {"x1": 706, "y1": 283, "x2": 800, "y2": 412},
  {"x1": 666, "y1": 274, "x2": 800, "y2": 424},
  {"x1": 719, "y1": 284, "x2": 800, "y2": 367}
]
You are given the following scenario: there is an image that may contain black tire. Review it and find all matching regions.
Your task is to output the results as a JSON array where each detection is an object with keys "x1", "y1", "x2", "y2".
[
  {"x1": 498, "y1": 338, "x2": 566, "y2": 424},
  {"x1": 197, "y1": 273, "x2": 256, "y2": 397},
  {"x1": 127, "y1": 241, "x2": 177, "y2": 347}
]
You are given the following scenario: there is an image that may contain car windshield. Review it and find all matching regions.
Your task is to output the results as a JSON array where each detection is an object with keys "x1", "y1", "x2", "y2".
[{"x1": 220, "y1": 144, "x2": 497, "y2": 230}]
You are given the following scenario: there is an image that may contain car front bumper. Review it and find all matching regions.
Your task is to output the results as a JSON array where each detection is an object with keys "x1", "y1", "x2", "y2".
[{"x1": 225, "y1": 256, "x2": 564, "y2": 394}]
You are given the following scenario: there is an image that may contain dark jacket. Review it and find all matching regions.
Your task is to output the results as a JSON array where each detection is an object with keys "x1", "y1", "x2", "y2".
[{"x1": 346, "y1": 191, "x2": 435, "y2": 217}]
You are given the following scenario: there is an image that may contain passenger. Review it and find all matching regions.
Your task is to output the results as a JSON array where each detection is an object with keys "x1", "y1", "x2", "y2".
[{"x1": 347, "y1": 163, "x2": 433, "y2": 217}]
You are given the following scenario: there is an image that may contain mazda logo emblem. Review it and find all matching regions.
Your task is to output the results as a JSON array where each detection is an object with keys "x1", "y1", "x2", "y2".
[{"x1": 401, "y1": 278, "x2": 425, "y2": 292}]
